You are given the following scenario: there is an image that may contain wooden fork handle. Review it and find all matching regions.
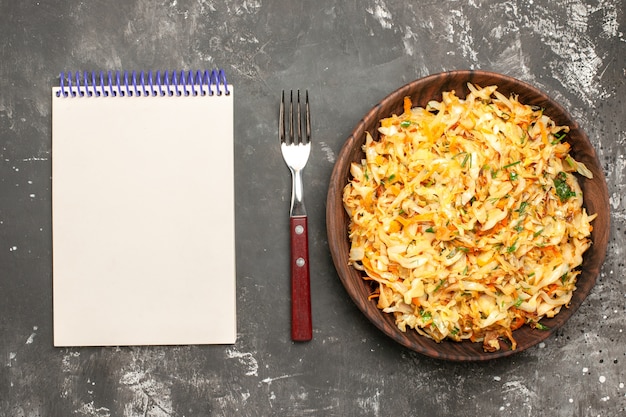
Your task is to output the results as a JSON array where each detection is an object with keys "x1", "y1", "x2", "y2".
[{"x1": 290, "y1": 216, "x2": 312, "y2": 341}]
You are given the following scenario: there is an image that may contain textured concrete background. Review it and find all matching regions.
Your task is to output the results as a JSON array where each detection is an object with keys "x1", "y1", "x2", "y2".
[{"x1": 1, "y1": 0, "x2": 625, "y2": 416}]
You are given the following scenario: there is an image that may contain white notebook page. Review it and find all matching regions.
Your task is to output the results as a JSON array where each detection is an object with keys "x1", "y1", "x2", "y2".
[{"x1": 52, "y1": 85, "x2": 236, "y2": 346}]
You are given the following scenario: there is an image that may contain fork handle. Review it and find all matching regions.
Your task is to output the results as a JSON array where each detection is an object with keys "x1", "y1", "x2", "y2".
[{"x1": 290, "y1": 216, "x2": 312, "y2": 341}]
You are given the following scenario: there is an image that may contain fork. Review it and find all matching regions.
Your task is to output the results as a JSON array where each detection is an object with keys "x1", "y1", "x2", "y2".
[{"x1": 279, "y1": 90, "x2": 312, "y2": 342}]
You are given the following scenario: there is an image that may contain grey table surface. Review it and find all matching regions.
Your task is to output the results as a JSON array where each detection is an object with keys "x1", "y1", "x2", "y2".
[{"x1": 1, "y1": 0, "x2": 625, "y2": 416}]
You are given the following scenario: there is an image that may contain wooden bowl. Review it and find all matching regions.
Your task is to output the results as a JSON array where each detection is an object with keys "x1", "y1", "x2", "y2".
[{"x1": 326, "y1": 70, "x2": 610, "y2": 361}]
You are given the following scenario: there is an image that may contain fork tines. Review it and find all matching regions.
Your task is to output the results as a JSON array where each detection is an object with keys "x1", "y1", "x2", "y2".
[{"x1": 280, "y1": 90, "x2": 310, "y2": 146}]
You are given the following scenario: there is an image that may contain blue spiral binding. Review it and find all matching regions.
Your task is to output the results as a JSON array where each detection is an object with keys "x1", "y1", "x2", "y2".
[{"x1": 56, "y1": 70, "x2": 230, "y2": 98}]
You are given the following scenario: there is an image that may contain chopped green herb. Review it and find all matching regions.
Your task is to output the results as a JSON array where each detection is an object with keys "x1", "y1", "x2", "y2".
[
  {"x1": 514, "y1": 298, "x2": 523, "y2": 307},
  {"x1": 553, "y1": 172, "x2": 576, "y2": 202},
  {"x1": 509, "y1": 171, "x2": 519, "y2": 181},
  {"x1": 551, "y1": 131, "x2": 566, "y2": 145},
  {"x1": 503, "y1": 160, "x2": 522, "y2": 169},
  {"x1": 420, "y1": 309, "x2": 432, "y2": 321},
  {"x1": 533, "y1": 322, "x2": 550, "y2": 331},
  {"x1": 516, "y1": 201, "x2": 529, "y2": 214},
  {"x1": 506, "y1": 239, "x2": 519, "y2": 253},
  {"x1": 460, "y1": 153, "x2": 470, "y2": 168},
  {"x1": 425, "y1": 227, "x2": 435, "y2": 233},
  {"x1": 388, "y1": 174, "x2": 396, "y2": 182},
  {"x1": 533, "y1": 228, "x2": 544, "y2": 238},
  {"x1": 452, "y1": 151, "x2": 469, "y2": 166},
  {"x1": 400, "y1": 120, "x2": 411, "y2": 128}
]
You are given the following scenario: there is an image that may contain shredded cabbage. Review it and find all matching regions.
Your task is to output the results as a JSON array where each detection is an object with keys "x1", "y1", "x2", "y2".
[{"x1": 343, "y1": 84, "x2": 596, "y2": 351}]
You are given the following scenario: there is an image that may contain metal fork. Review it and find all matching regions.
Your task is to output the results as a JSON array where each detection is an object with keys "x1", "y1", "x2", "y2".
[{"x1": 279, "y1": 90, "x2": 312, "y2": 342}]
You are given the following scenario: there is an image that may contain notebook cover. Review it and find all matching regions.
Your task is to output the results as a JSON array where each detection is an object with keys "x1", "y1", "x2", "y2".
[{"x1": 52, "y1": 83, "x2": 236, "y2": 346}]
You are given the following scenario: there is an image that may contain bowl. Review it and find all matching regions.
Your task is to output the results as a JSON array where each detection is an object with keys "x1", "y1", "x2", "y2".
[{"x1": 326, "y1": 70, "x2": 610, "y2": 361}]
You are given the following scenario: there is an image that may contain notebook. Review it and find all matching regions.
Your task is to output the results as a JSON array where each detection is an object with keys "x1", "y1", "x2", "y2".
[{"x1": 52, "y1": 70, "x2": 236, "y2": 346}]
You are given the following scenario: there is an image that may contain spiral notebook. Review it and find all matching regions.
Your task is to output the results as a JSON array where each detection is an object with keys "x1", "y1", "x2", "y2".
[{"x1": 52, "y1": 70, "x2": 236, "y2": 346}]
